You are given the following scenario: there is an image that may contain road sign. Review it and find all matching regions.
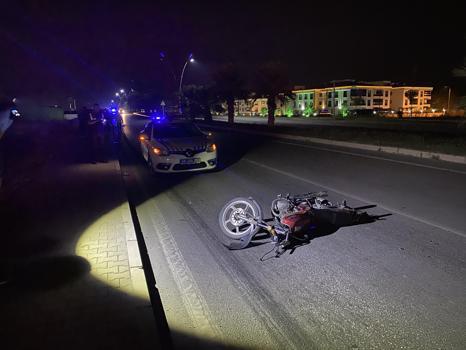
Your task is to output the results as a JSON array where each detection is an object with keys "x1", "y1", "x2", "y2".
[{"x1": 160, "y1": 100, "x2": 166, "y2": 106}]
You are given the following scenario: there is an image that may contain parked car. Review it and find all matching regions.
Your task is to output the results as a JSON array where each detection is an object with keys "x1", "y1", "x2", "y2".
[{"x1": 139, "y1": 118, "x2": 217, "y2": 173}]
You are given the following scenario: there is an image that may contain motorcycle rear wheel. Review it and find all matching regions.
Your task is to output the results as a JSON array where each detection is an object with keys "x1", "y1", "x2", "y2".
[{"x1": 218, "y1": 197, "x2": 263, "y2": 240}]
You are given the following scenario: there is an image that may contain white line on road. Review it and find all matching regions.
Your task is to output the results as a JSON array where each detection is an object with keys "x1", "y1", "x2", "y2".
[
  {"x1": 244, "y1": 158, "x2": 466, "y2": 239},
  {"x1": 275, "y1": 141, "x2": 466, "y2": 176}
]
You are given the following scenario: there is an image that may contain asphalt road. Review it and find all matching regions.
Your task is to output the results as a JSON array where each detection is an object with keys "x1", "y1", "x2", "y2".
[{"x1": 120, "y1": 115, "x2": 466, "y2": 350}]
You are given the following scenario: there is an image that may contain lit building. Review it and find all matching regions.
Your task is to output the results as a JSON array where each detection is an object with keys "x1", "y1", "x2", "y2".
[
  {"x1": 390, "y1": 86, "x2": 432, "y2": 114},
  {"x1": 231, "y1": 82, "x2": 434, "y2": 117},
  {"x1": 234, "y1": 97, "x2": 286, "y2": 116},
  {"x1": 293, "y1": 82, "x2": 433, "y2": 116}
]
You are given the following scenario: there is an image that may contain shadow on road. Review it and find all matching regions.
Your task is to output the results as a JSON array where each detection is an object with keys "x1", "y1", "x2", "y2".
[
  {"x1": 258, "y1": 211, "x2": 392, "y2": 261},
  {"x1": 2, "y1": 255, "x2": 90, "y2": 292}
]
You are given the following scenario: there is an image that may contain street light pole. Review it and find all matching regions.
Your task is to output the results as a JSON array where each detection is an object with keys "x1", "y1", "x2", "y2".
[
  {"x1": 178, "y1": 53, "x2": 194, "y2": 113},
  {"x1": 447, "y1": 86, "x2": 451, "y2": 115}
]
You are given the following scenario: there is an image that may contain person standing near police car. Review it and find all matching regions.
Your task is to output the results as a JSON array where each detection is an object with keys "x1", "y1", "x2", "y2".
[{"x1": 87, "y1": 103, "x2": 106, "y2": 163}]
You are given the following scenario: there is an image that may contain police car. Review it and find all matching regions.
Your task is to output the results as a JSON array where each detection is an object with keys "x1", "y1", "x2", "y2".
[{"x1": 139, "y1": 117, "x2": 217, "y2": 173}]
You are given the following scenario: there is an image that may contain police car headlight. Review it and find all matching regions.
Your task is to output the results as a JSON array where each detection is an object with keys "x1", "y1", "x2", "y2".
[
  {"x1": 206, "y1": 143, "x2": 217, "y2": 152},
  {"x1": 153, "y1": 147, "x2": 170, "y2": 156}
]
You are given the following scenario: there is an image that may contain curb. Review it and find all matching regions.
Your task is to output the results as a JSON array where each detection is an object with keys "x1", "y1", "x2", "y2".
[
  {"x1": 113, "y1": 159, "x2": 150, "y2": 300},
  {"x1": 198, "y1": 123, "x2": 466, "y2": 165}
]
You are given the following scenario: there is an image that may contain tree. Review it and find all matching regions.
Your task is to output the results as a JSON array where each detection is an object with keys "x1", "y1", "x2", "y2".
[
  {"x1": 260, "y1": 107, "x2": 268, "y2": 117},
  {"x1": 452, "y1": 57, "x2": 466, "y2": 78},
  {"x1": 303, "y1": 105, "x2": 314, "y2": 117},
  {"x1": 183, "y1": 84, "x2": 216, "y2": 121},
  {"x1": 405, "y1": 90, "x2": 418, "y2": 104},
  {"x1": 405, "y1": 90, "x2": 418, "y2": 116},
  {"x1": 212, "y1": 63, "x2": 247, "y2": 125},
  {"x1": 254, "y1": 62, "x2": 292, "y2": 127}
]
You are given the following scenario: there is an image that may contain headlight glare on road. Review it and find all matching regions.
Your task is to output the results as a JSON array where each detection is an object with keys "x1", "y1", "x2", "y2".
[{"x1": 207, "y1": 143, "x2": 217, "y2": 152}]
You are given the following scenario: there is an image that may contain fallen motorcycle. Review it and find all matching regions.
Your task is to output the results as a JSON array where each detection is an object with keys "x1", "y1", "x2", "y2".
[{"x1": 218, "y1": 191, "x2": 376, "y2": 258}]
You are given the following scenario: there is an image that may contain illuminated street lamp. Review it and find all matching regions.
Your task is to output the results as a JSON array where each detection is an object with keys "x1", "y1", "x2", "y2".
[
  {"x1": 120, "y1": 89, "x2": 125, "y2": 94},
  {"x1": 115, "y1": 92, "x2": 119, "y2": 97}
]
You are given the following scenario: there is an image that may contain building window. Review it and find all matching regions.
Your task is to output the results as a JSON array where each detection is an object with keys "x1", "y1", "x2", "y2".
[
  {"x1": 351, "y1": 89, "x2": 366, "y2": 97},
  {"x1": 368, "y1": 90, "x2": 372, "y2": 97},
  {"x1": 319, "y1": 101, "x2": 322, "y2": 105},
  {"x1": 342, "y1": 100, "x2": 347, "y2": 106},
  {"x1": 343, "y1": 91, "x2": 347, "y2": 97},
  {"x1": 385, "y1": 91, "x2": 389, "y2": 97},
  {"x1": 328, "y1": 101, "x2": 332, "y2": 107},
  {"x1": 367, "y1": 100, "x2": 371, "y2": 106}
]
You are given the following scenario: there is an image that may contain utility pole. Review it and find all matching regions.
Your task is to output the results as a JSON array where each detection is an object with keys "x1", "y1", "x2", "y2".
[{"x1": 447, "y1": 86, "x2": 451, "y2": 115}]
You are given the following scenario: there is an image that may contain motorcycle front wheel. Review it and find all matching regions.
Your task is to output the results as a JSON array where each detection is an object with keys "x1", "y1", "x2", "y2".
[{"x1": 218, "y1": 197, "x2": 263, "y2": 240}]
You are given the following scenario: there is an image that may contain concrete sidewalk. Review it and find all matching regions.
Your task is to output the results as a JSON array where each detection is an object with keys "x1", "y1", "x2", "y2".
[{"x1": 0, "y1": 121, "x2": 163, "y2": 349}]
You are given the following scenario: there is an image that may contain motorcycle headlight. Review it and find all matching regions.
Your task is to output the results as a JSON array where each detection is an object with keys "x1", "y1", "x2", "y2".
[{"x1": 206, "y1": 143, "x2": 217, "y2": 152}]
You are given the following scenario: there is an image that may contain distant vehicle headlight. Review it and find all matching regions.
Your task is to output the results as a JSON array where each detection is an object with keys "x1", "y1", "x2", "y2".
[{"x1": 206, "y1": 143, "x2": 217, "y2": 152}]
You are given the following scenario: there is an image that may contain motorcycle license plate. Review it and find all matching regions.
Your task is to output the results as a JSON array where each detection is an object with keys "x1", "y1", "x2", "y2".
[{"x1": 180, "y1": 158, "x2": 200, "y2": 164}]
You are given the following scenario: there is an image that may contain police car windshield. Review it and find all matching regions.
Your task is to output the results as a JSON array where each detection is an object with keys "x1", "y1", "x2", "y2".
[{"x1": 153, "y1": 123, "x2": 203, "y2": 138}]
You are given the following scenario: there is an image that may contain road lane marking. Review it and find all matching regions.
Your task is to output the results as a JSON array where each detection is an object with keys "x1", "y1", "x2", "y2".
[
  {"x1": 244, "y1": 158, "x2": 466, "y2": 239},
  {"x1": 275, "y1": 141, "x2": 466, "y2": 176},
  {"x1": 146, "y1": 196, "x2": 222, "y2": 340}
]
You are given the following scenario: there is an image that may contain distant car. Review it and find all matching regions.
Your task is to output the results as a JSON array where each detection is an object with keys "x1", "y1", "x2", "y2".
[{"x1": 139, "y1": 119, "x2": 217, "y2": 173}]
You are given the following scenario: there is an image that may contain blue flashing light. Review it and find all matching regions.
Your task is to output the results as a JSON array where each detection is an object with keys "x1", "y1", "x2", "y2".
[{"x1": 151, "y1": 113, "x2": 167, "y2": 124}]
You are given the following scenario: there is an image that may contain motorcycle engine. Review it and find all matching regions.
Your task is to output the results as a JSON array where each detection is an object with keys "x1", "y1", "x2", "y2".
[{"x1": 271, "y1": 199, "x2": 293, "y2": 219}]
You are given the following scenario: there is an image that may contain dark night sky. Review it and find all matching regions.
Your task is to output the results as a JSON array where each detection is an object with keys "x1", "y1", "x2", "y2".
[{"x1": 0, "y1": 0, "x2": 464, "y2": 104}]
